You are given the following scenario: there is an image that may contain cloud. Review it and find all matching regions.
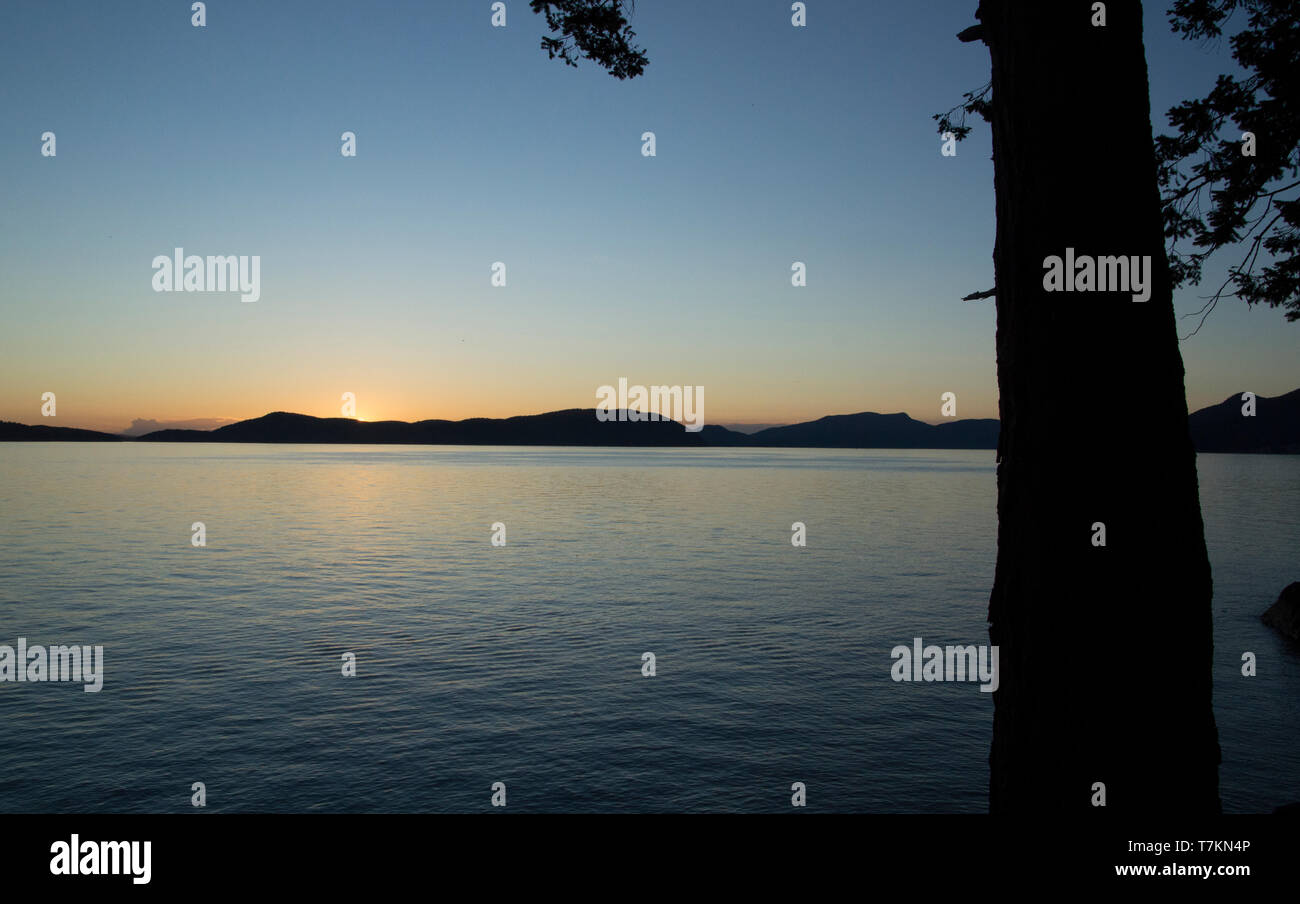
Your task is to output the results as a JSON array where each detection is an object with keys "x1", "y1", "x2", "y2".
[{"x1": 120, "y1": 417, "x2": 238, "y2": 437}]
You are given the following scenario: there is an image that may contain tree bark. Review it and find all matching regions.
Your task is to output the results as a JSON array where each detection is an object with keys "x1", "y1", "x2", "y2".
[{"x1": 978, "y1": 0, "x2": 1222, "y2": 813}]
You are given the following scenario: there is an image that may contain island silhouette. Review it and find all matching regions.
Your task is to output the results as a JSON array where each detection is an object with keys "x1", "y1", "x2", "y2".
[{"x1": 3, "y1": 388, "x2": 1296, "y2": 452}]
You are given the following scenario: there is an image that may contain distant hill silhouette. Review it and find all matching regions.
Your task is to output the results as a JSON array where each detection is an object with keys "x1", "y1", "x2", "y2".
[
  {"x1": 138, "y1": 409, "x2": 994, "y2": 448},
  {"x1": 749, "y1": 412, "x2": 1000, "y2": 449},
  {"x1": 138, "y1": 410, "x2": 750, "y2": 447},
  {"x1": 1186, "y1": 388, "x2": 1300, "y2": 453},
  {"x1": 120, "y1": 417, "x2": 237, "y2": 437},
  {"x1": 0, "y1": 421, "x2": 125, "y2": 442},
  {"x1": 2, "y1": 389, "x2": 1296, "y2": 451}
]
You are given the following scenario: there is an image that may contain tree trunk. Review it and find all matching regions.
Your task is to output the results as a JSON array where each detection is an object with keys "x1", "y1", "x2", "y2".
[{"x1": 978, "y1": 0, "x2": 1222, "y2": 813}]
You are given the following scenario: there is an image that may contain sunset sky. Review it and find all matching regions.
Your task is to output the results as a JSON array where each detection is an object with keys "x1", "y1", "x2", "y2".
[{"x1": 1, "y1": 0, "x2": 1296, "y2": 433}]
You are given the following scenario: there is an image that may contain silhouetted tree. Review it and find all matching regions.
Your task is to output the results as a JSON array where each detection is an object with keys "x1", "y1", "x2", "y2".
[
  {"x1": 537, "y1": 0, "x2": 1225, "y2": 814},
  {"x1": 1156, "y1": 0, "x2": 1300, "y2": 332},
  {"x1": 947, "y1": 1, "x2": 1221, "y2": 815},
  {"x1": 529, "y1": 0, "x2": 648, "y2": 79}
]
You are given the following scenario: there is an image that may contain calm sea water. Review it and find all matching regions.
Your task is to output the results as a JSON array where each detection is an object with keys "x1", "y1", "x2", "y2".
[{"x1": 0, "y1": 444, "x2": 1296, "y2": 813}]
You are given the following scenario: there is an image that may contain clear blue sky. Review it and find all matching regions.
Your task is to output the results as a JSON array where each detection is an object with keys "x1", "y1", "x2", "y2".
[{"x1": 1, "y1": 0, "x2": 1294, "y2": 432}]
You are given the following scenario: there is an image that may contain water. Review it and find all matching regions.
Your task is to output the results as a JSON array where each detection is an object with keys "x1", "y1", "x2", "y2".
[{"x1": 0, "y1": 444, "x2": 1296, "y2": 812}]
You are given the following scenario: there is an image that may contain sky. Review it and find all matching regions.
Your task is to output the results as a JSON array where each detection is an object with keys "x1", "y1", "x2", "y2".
[{"x1": 1, "y1": 0, "x2": 1295, "y2": 433}]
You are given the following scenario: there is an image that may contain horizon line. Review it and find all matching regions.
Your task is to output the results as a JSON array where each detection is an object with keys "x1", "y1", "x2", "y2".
[{"x1": 5, "y1": 404, "x2": 994, "y2": 436}]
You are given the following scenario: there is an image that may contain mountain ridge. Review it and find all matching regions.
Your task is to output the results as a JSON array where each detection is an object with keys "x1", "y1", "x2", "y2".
[{"x1": 2, "y1": 389, "x2": 1295, "y2": 451}]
